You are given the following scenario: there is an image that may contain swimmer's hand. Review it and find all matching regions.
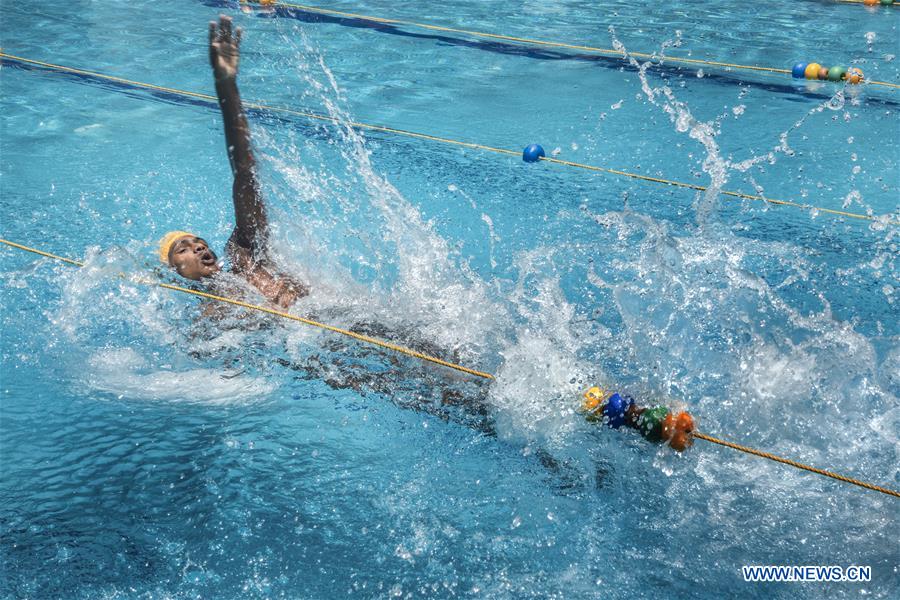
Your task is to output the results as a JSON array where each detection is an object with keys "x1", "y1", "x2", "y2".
[{"x1": 209, "y1": 15, "x2": 241, "y2": 81}]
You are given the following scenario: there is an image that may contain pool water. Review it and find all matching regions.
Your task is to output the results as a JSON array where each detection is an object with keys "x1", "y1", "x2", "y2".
[{"x1": 1, "y1": 0, "x2": 898, "y2": 598}]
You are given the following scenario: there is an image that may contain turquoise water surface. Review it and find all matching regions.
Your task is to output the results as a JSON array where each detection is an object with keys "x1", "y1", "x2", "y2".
[{"x1": 1, "y1": 1, "x2": 898, "y2": 598}]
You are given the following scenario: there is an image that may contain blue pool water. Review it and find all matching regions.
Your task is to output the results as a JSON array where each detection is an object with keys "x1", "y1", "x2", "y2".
[{"x1": 1, "y1": 0, "x2": 898, "y2": 598}]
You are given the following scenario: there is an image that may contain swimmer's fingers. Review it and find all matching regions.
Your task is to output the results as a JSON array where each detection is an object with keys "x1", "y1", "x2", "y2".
[
  {"x1": 220, "y1": 14, "x2": 233, "y2": 39},
  {"x1": 208, "y1": 15, "x2": 240, "y2": 78},
  {"x1": 209, "y1": 21, "x2": 218, "y2": 62}
]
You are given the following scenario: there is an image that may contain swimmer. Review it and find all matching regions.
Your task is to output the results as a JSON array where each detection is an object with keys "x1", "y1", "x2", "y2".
[
  {"x1": 170, "y1": 18, "x2": 695, "y2": 456},
  {"x1": 158, "y1": 15, "x2": 305, "y2": 308}
]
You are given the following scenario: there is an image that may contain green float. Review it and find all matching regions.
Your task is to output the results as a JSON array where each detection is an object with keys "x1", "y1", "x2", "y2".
[{"x1": 827, "y1": 66, "x2": 848, "y2": 82}]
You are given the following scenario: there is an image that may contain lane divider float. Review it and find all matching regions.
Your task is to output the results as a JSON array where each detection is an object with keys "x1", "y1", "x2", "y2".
[{"x1": 793, "y1": 62, "x2": 865, "y2": 84}]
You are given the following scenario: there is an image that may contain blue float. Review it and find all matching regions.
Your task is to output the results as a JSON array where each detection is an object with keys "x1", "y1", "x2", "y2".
[
  {"x1": 522, "y1": 144, "x2": 545, "y2": 163},
  {"x1": 602, "y1": 393, "x2": 634, "y2": 429},
  {"x1": 791, "y1": 62, "x2": 808, "y2": 79}
]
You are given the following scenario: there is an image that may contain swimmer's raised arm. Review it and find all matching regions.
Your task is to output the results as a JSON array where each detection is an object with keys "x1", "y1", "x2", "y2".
[{"x1": 209, "y1": 15, "x2": 268, "y2": 255}]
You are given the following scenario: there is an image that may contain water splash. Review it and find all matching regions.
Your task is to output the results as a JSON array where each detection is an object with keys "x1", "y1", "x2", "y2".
[
  {"x1": 85, "y1": 347, "x2": 274, "y2": 404},
  {"x1": 576, "y1": 200, "x2": 897, "y2": 490},
  {"x1": 607, "y1": 28, "x2": 874, "y2": 225},
  {"x1": 257, "y1": 25, "x2": 510, "y2": 363},
  {"x1": 233, "y1": 23, "x2": 620, "y2": 449},
  {"x1": 489, "y1": 246, "x2": 604, "y2": 446}
]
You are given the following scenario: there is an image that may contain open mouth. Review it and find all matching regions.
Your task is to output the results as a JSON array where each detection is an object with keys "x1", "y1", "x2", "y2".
[{"x1": 200, "y1": 251, "x2": 216, "y2": 266}]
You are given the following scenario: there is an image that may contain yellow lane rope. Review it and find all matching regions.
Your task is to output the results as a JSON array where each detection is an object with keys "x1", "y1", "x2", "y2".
[
  {"x1": 1, "y1": 237, "x2": 897, "y2": 499},
  {"x1": 258, "y1": 1, "x2": 900, "y2": 90},
  {"x1": 0, "y1": 238, "x2": 494, "y2": 380},
  {"x1": 154, "y1": 285, "x2": 496, "y2": 379},
  {"x1": 694, "y1": 433, "x2": 900, "y2": 498},
  {"x1": 0, "y1": 238, "x2": 86, "y2": 267},
  {"x1": 3, "y1": 52, "x2": 896, "y2": 227}
]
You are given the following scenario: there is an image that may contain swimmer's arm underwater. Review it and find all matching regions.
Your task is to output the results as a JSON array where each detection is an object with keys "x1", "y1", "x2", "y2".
[{"x1": 209, "y1": 15, "x2": 267, "y2": 254}]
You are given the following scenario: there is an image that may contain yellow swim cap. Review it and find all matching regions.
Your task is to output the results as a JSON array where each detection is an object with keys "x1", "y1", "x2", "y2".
[{"x1": 158, "y1": 231, "x2": 195, "y2": 264}]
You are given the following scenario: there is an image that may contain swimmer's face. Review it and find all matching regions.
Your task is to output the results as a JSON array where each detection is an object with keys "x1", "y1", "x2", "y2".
[{"x1": 168, "y1": 235, "x2": 220, "y2": 281}]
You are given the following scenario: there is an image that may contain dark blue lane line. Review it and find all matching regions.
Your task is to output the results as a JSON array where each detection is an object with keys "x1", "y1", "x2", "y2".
[
  {"x1": 1, "y1": 57, "x2": 346, "y2": 144},
  {"x1": 198, "y1": 0, "x2": 899, "y2": 108},
  {"x1": 2, "y1": 59, "x2": 216, "y2": 111}
]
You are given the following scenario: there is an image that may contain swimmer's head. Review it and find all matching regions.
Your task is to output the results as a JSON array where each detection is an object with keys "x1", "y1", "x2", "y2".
[{"x1": 159, "y1": 231, "x2": 220, "y2": 280}]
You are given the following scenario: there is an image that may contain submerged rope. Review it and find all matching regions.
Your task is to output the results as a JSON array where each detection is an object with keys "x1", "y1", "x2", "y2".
[
  {"x1": 251, "y1": 1, "x2": 900, "y2": 90},
  {"x1": 1, "y1": 237, "x2": 897, "y2": 499},
  {"x1": 3, "y1": 52, "x2": 896, "y2": 227}
]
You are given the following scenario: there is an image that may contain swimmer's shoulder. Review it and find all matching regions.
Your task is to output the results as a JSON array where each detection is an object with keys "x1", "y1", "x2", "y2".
[{"x1": 225, "y1": 239, "x2": 308, "y2": 308}]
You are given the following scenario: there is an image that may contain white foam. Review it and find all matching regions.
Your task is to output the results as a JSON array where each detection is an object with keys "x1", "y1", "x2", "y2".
[{"x1": 85, "y1": 347, "x2": 274, "y2": 405}]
